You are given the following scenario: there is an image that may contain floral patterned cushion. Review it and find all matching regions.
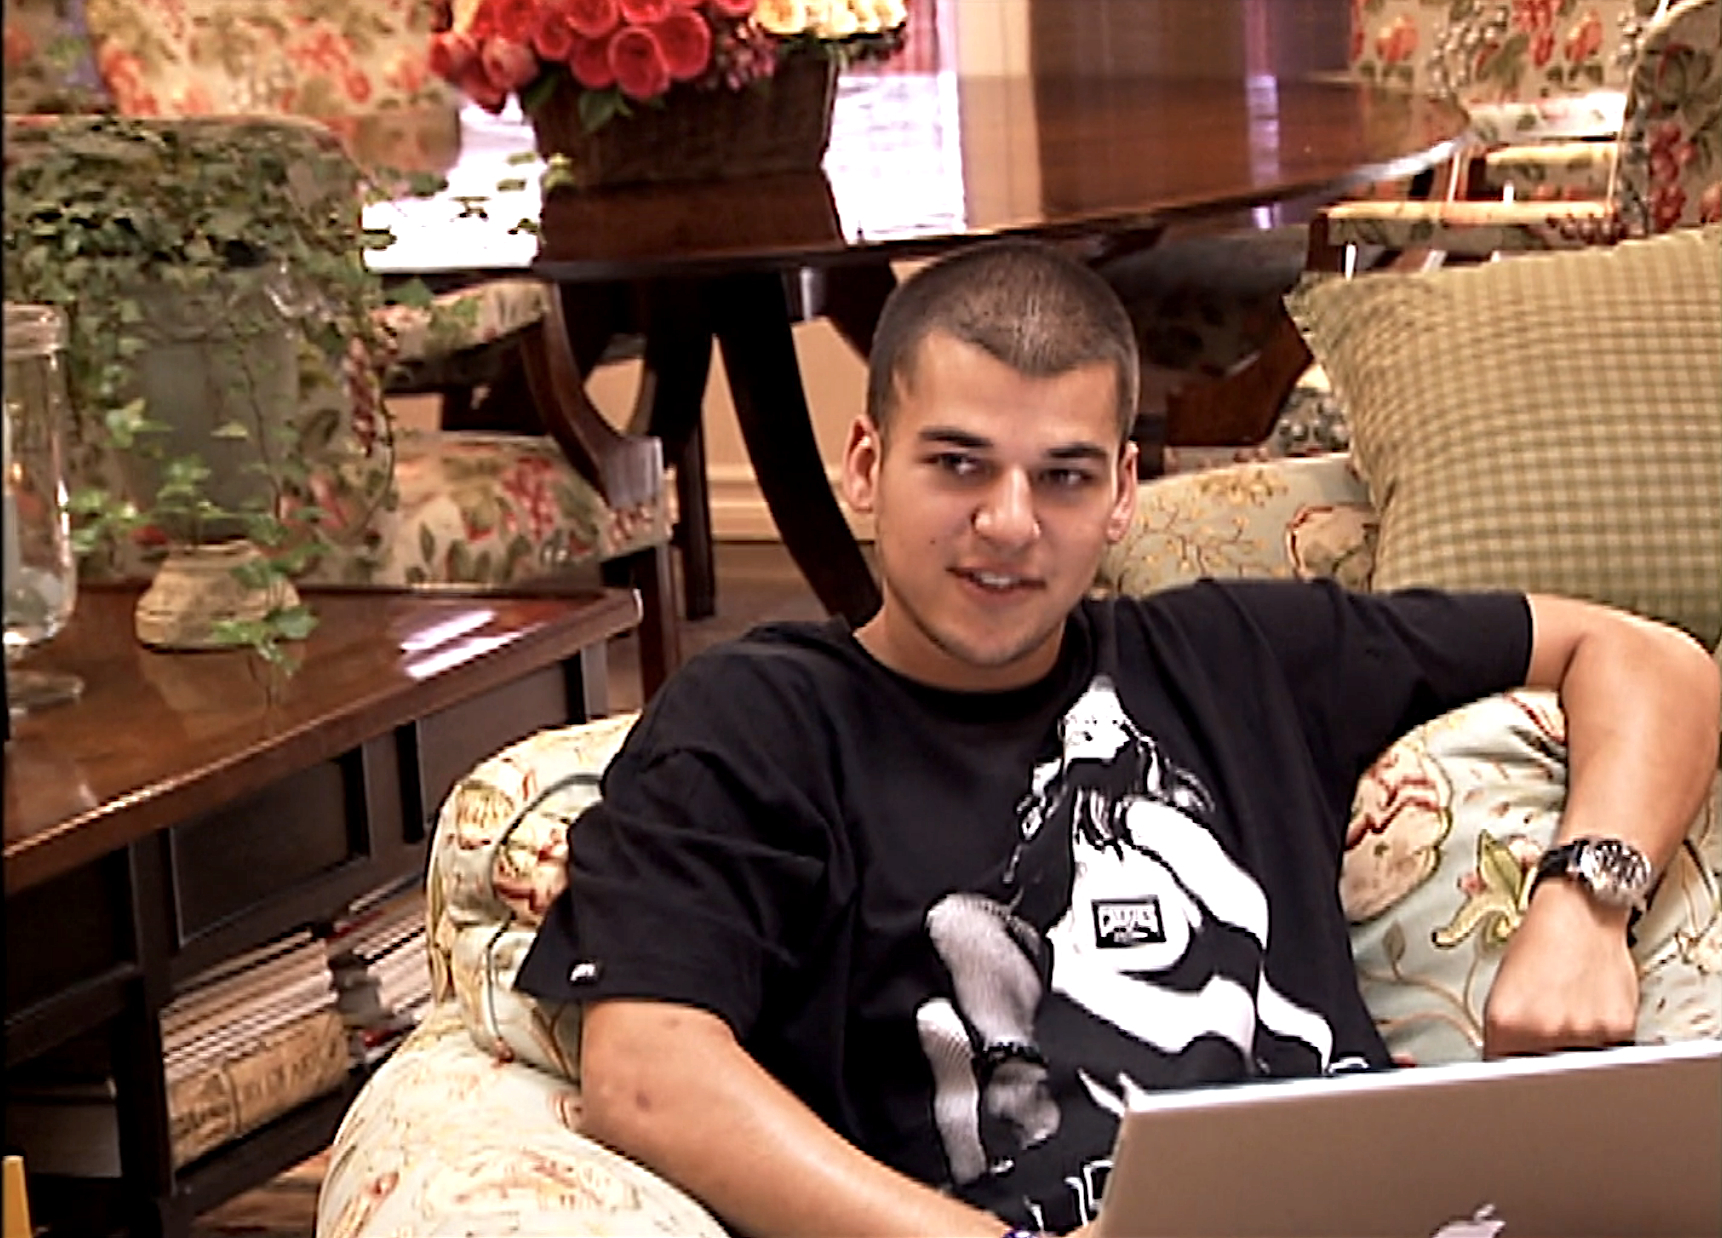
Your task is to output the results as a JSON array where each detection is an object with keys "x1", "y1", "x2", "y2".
[
  {"x1": 82, "y1": 0, "x2": 450, "y2": 119},
  {"x1": 298, "y1": 431, "x2": 670, "y2": 588},
  {"x1": 319, "y1": 1004, "x2": 727, "y2": 1238},
  {"x1": 426, "y1": 715, "x2": 637, "y2": 1079},
  {"x1": 1345, "y1": 690, "x2": 1722, "y2": 1064}
]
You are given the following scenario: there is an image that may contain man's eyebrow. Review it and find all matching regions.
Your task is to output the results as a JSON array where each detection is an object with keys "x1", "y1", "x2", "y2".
[
  {"x1": 917, "y1": 426, "x2": 992, "y2": 450},
  {"x1": 1045, "y1": 443, "x2": 1112, "y2": 464},
  {"x1": 916, "y1": 427, "x2": 1111, "y2": 463}
]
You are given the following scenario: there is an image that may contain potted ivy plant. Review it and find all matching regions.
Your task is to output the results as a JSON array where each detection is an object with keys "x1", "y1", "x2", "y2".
[{"x1": 2, "y1": 113, "x2": 399, "y2": 664}]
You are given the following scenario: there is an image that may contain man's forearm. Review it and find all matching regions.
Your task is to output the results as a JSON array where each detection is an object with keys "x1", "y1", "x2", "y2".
[
  {"x1": 1486, "y1": 597, "x2": 1719, "y2": 1057},
  {"x1": 1539, "y1": 608, "x2": 1718, "y2": 874},
  {"x1": 580, "y1": 999, "x2": 1017, "y2": 1238}
]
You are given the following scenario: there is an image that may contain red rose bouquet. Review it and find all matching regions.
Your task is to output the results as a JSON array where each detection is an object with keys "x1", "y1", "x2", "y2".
[{"x1": 431, "y1": 0, "x2": 908, "y2": 132}]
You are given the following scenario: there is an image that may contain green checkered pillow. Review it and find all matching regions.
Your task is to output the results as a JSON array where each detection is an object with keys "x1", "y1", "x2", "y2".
[{"x1": 1285, "y1": 226, "x2": 1722, "y2": 647}]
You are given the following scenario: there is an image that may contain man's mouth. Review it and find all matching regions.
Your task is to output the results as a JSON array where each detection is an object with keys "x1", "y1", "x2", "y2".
[{"x1": 955, "y1": 568, "x2": 1041, "y2": 594}]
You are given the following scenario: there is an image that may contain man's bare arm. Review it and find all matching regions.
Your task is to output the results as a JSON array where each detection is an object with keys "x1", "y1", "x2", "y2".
[
  {"x1": 1485, "y1": 594, "x2": 1720, "y2": 1057},
  {"x1": 580, "y1": 999, "x2": 1020, "y2": 1238}
]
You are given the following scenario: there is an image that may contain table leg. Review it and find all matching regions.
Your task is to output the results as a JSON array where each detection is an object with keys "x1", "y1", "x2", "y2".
[
  {"x1": 633, "y1": 286, "x2": 717, "y2": 621},
  {"x1": 797, "y1": 260, "x2": 898, "y2": 357},
  {"x1": 709, "y1": 272, "x2": 880, "y2": 625}
]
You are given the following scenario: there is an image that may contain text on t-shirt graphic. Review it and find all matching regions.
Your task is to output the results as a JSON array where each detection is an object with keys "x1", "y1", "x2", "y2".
[{"x1": 1091, "y1": 897, "x2": 1165, "y2": 947}]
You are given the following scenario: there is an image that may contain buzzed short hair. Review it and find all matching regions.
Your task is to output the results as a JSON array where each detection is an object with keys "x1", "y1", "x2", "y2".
[{"x1": 866, "y1": 239, "x2": 1141, "y2": 442}]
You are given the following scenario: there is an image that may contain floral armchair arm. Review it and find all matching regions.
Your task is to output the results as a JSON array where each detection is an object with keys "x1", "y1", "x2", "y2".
[
  {"x1": 1095, "y1": 454, "x2": 1377, "y2": 598},
  {"x1": 1479, "y1": 139, "x2": 1619, "y2": 199}
]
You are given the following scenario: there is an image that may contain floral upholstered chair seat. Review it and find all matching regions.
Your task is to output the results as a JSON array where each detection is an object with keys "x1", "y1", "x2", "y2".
[
  {"x1": 299, "y1": 430, "x2": 668, "y2": 590},
  {"x1": 318, "y1": 450, "x2": 1722, "y2": 1237}
]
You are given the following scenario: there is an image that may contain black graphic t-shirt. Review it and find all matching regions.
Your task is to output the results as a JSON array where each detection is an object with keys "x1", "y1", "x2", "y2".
[{"x1": 517, "y1": 580, "x2": 1531, "y2": 1232}]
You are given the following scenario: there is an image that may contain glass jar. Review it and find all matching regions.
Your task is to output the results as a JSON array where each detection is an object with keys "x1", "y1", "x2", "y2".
[{"x1": 5, "y1": 302, "x2": 84, "y2": 713}]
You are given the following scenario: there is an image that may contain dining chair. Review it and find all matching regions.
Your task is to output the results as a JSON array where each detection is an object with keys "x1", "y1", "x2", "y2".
[{"x1": 1098, "y1": 0, "x2": 1669, "y2": 477}]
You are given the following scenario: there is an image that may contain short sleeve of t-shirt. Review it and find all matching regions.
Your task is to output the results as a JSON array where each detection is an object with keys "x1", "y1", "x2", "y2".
[
  {"x1": 515, "y1": 642, "x2": 844, "y2": 1037},
  {"x1": 1138, "y1": 580, "x2": 1532, "y2": 819}
]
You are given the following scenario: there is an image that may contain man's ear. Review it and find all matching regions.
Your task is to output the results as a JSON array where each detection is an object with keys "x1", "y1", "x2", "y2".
[
  {"x1": 1105, "y1": 441, "x2": 1139, "y2": 543},
  {"x1": 841, "y1": 415, "x2": 883, "y2": 514}
]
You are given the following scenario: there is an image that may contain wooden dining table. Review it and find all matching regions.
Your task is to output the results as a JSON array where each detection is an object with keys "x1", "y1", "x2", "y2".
[{"x1": 366, "y1": 62, "x2": 1469, "y2": 626}]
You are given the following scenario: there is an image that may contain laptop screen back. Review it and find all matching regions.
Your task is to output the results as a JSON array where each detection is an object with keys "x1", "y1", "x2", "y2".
[{"x1": 1098, "y1": 1039, "x2": 1720, "y2": 1238}]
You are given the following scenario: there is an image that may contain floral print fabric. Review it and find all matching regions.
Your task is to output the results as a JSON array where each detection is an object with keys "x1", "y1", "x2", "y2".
[
  {"x1": 297, "y1": 431, "x2": 670, "y2": 589},
  {"x1": 1345, "y1": 689, "x2": 1722, "y2": 1063},
  {"x1": 81, "y1": 0, "x2": 450, "y2": 119},
  {"x1": 319, "y1": 1005, "x2": 727, "y2": 1238}
]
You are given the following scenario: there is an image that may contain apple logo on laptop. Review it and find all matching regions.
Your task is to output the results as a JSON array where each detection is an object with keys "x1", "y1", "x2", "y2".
[{"x1": 1430, "y1": 1204, "x2": 1507, "y2": 1238}]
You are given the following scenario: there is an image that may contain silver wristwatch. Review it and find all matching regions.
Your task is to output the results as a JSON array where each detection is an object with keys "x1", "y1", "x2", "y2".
[{"x1": 1532, "y1": 837, "x2": 1654, "y2": 913}]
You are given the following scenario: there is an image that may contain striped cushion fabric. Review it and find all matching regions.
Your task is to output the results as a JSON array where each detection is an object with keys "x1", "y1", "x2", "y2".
[{"x1": 1285, "y1": 225, "x2": 1722, "y2": 648}]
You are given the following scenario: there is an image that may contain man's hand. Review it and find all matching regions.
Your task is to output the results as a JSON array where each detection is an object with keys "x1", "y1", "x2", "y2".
[{"x1": 1482, "y1": 877, "x2": 1637, "y2": 1058}]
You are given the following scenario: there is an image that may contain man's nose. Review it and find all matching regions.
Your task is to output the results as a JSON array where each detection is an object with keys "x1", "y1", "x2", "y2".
[{"x1": 972, "y1": 469, "x2": 1039, "y2": 547}]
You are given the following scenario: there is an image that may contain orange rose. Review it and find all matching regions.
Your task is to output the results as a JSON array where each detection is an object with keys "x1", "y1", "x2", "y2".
[
  {"x1": 619, "y1": 0, "x2": 672, "y2": 22},
  {"x1": 568, "y1": 32, "x2": 617, "y2": 87},
  {"x1": 534, "y1": 8, "x2": 577, "y2": 60},
  {"x1": 429, "y1": 29, "x2": 480, "y2": 78},
  {"x1": 481, "y1": 35, "x2": 539, "y2": 90},
  {"x1": 653, "y1": 8, "x2": 711, "y2": 81},
  {"x1": 609, "y1": 24, "x2": 669, "y2": 99},
  {"x1": 565, "y1": 0, "x2": 620, "y2": 38},
  {"x1": 491, "y1": 0, "x2": 540, "y2": 43}
]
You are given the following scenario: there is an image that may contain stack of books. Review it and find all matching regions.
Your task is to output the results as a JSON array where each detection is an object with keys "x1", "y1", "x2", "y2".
[
  {"x1": 324, "y1": 878, "x2": 432, "y2": 1066},
  {"x1": 5, "y1": 933, "x2": 349, "y2": 1174},
  {"x1": 162, "y1": 932, "x2": 349, "y2": 1165}
]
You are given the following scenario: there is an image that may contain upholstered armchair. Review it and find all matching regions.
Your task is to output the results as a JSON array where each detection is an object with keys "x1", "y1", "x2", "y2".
[
  {"x1": 314, "y1": 431, "x2": 1722, "y2": 1235},
  {"x1": 1319, "y1": 0, "x2": 1720, "y2": 253}
]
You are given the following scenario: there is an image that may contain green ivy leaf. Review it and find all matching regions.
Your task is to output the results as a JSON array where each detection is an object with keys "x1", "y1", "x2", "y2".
[{"x1": 268, "y1": 606, "x2": 318, "y2": 641}]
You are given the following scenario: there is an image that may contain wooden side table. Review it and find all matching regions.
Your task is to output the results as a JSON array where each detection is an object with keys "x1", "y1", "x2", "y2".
[{"x1": 3, "y1": 586, "x2": 640, "y2": 1238}]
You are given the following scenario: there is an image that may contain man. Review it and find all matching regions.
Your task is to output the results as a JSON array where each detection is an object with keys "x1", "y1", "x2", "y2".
[{"x1": 517, "y1": 241, "x2": 1718, "y2": 1238}]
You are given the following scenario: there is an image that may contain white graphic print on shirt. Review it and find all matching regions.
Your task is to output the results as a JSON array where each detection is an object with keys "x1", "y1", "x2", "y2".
[{"x1": 915, "y1": 675, "x2": 1337, "y2": 1200}]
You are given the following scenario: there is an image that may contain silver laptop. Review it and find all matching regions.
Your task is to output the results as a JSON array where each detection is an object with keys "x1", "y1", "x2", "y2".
[{"x1": 1097, "y1": 1039, "x2": 1721, "y2": 1238}]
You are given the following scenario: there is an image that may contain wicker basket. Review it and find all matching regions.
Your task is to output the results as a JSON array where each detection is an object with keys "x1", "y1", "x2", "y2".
[{"x1": 528, "y1": 55, "x2": 838, "y2": 189}]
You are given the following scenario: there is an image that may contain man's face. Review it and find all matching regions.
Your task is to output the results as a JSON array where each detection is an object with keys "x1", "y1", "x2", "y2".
[{"x1": 842, "y1": 329, "x2": 1138, "y2": 692}]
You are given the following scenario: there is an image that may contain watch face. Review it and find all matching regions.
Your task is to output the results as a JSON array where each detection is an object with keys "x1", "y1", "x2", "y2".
[{"x1": 1576, "y1": 838, "x2": 1652, "y2": 906}]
